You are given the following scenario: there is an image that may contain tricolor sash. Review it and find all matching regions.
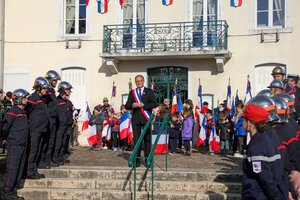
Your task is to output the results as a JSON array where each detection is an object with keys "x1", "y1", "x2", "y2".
[{"x1": 132, "y1": 88, "x2": 151, "y2": 120}]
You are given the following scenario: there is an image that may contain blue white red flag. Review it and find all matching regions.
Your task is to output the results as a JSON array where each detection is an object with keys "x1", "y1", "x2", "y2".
[
  {"x1": 120, "y1": 112, "x2": 133, "y2": 144},
  {"x1": 102, "y1": 117, "x2": 111, "y2": 142},
  {"x1": 171, "y1": 80, "x2": 178, "y2": 114},
  {"x1": 97, "y1": 0, "x2": 108, "y2": 13},
  {"x1": 87, "y1": 125, "x2": 97, "y2": 146},
  {"x1": 209, "y1": 127, "x2": 220, "y2": 151},
  {"x1": 119, "y1": 0, "x2": 124, "y2": 7},
  {"x1": 231, "y1": 0, "x2": 242, "y2": 7},
  {"x1": 111, "y1": 82, "x2": 116, "y2": 110},
  {"x1": 82, "y1": 104, "x2": 91, "y2": 131},
  {"x1": 245, "y1": 78, "x2": 252, "y2": 104},
  {"x1": 177, "y1": 97, "x2": 183, "y2": 112},
  {"x1": 226, "y1": 83, "x2": 232, "y2": 110},
  {"x1": 162, "y1": 0, "x2": 173, "y2": 6},
  {"x1": 198, "y1": 84, "x2": 203, "y2": 110},
  {"x1": 152, "y1": 122, "x2": 168, "y2": 154},
  {"x1": 196, "y1": 114, "x2": 206, "y2": 148},
  {"x1": 86, "y1": 0, "x2": 89, "y2": 6}
]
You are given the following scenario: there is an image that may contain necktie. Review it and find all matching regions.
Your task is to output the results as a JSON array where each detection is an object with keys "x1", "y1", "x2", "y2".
[{"x1": 139, "y1": 88, "x2": 142, "y2": 97}]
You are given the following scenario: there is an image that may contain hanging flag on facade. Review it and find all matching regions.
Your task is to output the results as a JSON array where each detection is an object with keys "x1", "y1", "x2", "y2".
[
  {"x1": 231, "y1": 0, "x2": 242, "y2": 7},
  {"x1": 119, "y1": 0, "x2": 124, "y2": 7},
  {"x1": 226, "y1": 78, "x2": 232, "y2": 110},
  {"x1": 162, "y1": 0, "x2": 173, "y2": 6},
  {"x1": 97, "y1": 0, "x2": 109, "y2": 14},
  {"x1": 245, "y1": 75, "x2": 252, "y2": 104}
]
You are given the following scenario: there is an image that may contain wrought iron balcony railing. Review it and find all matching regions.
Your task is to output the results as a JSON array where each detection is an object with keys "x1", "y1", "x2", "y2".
[{"x1": 102, "y1": 20, "x2": 228, "y2": 54}]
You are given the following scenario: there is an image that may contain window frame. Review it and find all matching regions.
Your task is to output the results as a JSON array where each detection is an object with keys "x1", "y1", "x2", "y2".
[
  {"x1": 256, "y1": 0, "x2": 286, "y2": 29},
  {"x1": 64, "y1": 0, "x2": 88, "y2": 36}
]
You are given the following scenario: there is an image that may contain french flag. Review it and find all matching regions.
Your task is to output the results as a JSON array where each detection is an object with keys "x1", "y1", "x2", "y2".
[
  {"x1": 102, "y1": 118, "x2": 111, "y2": 142},
  {"x1": 82, "y1": 104, "x2": 91, "y2": 131},
  {"x1": 231, "y1": 0, "x2": 242, "y2": 7},
  {"x1": 162, "y1": 0, "x2": 173, "y2": 6},
  {"x1": 119, "y1": 0, "x2": 124, "y2": 7},
  {"x1": 87, "y1": 125, "x2": 97, "y2": 146},
  {"x1": 209, "y1": 127, "x2": 220, "y2": 151},
  {"x1": 120, "y1": 112, "x2": 132, "y2": 141},
  {"x1": 86, "y1": 0, "x2": 89, "y2": 6},
  {"x1": 226, "y1": 83, "x2": 232, "y2": 110},
  {"x1": 152, "y1": 123, "x2": 168, "y2": 154},
  {"x1": 195, "y1": 83, "x2": 203, "y2": 131},
  {"x1": 244, "y1": 77, "x2": 252, "y2": 104},
  {"x1": 171, "y1": 83, "x2": 178, "y2": 114},
  {"x1": 97, "y1": 0, "x2": 109, "y2": 14},
  {"x1": 196, "y1": 114, "x2": 206, "y2": 148}
]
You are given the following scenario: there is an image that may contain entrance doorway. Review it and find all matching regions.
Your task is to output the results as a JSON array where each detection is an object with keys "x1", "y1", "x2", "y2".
[{"x1": 147, "y1": 67, "x2": 188, "y2": 104}]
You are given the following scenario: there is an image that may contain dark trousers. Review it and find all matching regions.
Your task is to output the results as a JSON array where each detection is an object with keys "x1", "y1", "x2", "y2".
[
  {"x1": 183, "y1": 140, "x2": 191, "y2": 152},
  {"x1": 169, "y1": 137, "x2": 178, "y2": 153},
  {"x1": 132, "y1": 123, "x2": 151, "y2": 161},
  {"x1": 238, "y1": 136, "x2": 247, "y2": 154},
  {"x1": 112, "y1": 131, "x2": 120, "y2": 148},
  {"x1": 27, "y1": 132, "x2": 44, "y2": 176},
  {"x1": 3, "y1": 146, "x2": 26, "y2": 197},
  {"x1": 53, "y1": 124, "x2": 67, "y2": 163},
  {"x1": 42, "y1": 117, "x2": 57, "y2": 164}
]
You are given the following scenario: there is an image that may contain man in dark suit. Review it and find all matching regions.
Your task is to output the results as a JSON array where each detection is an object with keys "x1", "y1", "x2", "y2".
[{"x1": 125, "y1": 75, "x2": 157, "y2": 166}]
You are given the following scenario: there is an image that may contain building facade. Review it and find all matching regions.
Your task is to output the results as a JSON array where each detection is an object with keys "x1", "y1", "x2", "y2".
[{"x1": 2, "y1": 0, "x2": 299, "y2": 115}]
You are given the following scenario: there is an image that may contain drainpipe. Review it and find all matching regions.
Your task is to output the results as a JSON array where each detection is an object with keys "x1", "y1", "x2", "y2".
[{"x1": 0, "y1": 0, "x2": 5, "y2": 89}]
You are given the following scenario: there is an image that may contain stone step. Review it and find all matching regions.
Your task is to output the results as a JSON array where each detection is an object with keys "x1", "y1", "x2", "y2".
[
  {"x1": 37, "y1": 167, "x2": 242, "y2": 183},
  {"x1": 20, "y1": 178, "x2": 241, "y2": 193},
  {"x1": 18, "y1": 188, "x2": 242, "y2": 200}
]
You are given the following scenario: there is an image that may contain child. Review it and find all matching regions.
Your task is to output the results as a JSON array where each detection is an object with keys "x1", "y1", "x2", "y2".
[
  {"x1": 234, "y1": 101, "x2": 247, "y2": 157},
  {"x1": 182, "y1": 109, "x2": 194, "y2": 156},
  {"x1": 169, "y1": 112, "x2": 181, "y2": 154},
  {"x1": 217, "y1": 111, "x2": 232, "y2": 155},
  {"x1": 1, "y1": 89, "x2": 29, "y2": 200},
  {"x1": 110, "y1": 110, "x2": 121, "y2": 151},
  {"x1": 205, "y1": 109, "x2": 214, "y2": 155},
  {"x1": 89, "y1": 106, "x2": 105, "y2": 151}
]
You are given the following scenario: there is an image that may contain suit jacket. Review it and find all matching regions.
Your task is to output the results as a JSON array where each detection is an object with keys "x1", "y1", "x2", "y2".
[{"x1": 125, "y1": 87, "x2": 157, "y2": 125}]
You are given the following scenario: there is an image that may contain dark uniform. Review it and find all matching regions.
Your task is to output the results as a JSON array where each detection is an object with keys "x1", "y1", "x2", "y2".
[
  {"x1": 40, "y1": 87, "x2": 58, "y2": 166},
  {"x1": 295, "y1": 87, "x2": 300, "y2": 124},
  {"x1": 242, "y1": 131, "x2": 288, "y2": 199},
  {"x1": 26, "y1": 92, "x2": 48, "y2": 176},
  {"x1": 1, "y1": 106, "x2": 28, "y2": 198},
  {"x1": 53, "y1": 95, "x2": 73, "y2": 164}
]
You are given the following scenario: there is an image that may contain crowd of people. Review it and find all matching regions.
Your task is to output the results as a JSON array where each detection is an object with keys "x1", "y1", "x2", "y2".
[
  {"x1": 0, "y1": 66, "x2": 300, "y2": 199},
  {"x1": 0, "y1": 70, "x2": 75, "y2": 200}
]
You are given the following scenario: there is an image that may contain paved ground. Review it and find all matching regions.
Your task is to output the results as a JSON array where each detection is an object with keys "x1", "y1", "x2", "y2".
[{"x1": 0, "y1": 146, "x2": 242, "y2": 175}]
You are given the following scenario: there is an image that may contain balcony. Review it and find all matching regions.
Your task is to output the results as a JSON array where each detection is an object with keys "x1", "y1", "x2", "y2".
[{"x1": 100, "y1": 20, "x2": 231, "y2": 74}]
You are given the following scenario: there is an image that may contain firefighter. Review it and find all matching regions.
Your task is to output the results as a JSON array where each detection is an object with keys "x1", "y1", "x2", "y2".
[
  {"x1": 53, "y1": 81, "x2": 73, "y2": 165},
  {"x1": 241, "y1": 103, "x2": 288, "y2": 199},
  {"x1": 39, "y1": 70, "x2": 61, "y2": 168},
  {"x1": 1, "y1": 89, "x2": 30, "y2": 200},
  {"x1": 26, "y1": 77, "x2": 49, "y2": 179}
]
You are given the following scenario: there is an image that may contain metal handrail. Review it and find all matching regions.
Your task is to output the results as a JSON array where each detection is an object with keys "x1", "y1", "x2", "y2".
[
  {"x1": 146, "y1": 114, "x2": 170, "y2": 168},
  {"x1": 103, "y1": 20, "x2": 229, "y2": 54},
  {"x1": 147, "y1": 114, "x2": 170, "y2": 200},
  {"x1": 128, "y1": 114, "x2": 155, "y2": 168}
]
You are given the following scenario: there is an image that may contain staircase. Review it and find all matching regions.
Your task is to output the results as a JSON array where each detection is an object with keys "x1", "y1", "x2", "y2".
[{"x1": 17, "y1": 166, "x2": 242, "y2": 200}]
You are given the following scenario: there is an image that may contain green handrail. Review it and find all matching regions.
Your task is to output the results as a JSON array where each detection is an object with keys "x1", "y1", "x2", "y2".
[
  {"x1": 128, "y1": 114, "x2": 154, "y2": 168},
  {"x1": 146, "y1": 113, "x2": 170, "y2": 168},
  {"x1": 146, "y1": 113, "x2": 170, "y2": 200}
]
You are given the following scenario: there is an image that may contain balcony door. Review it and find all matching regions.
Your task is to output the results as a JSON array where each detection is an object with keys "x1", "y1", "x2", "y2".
[
  {"x1": 147, "y1": 67, "x2": 188, "y2": 104},
  {"x1": 192, "y1": 0, "x2": 218, "y2": 48},
  {"x1": 122, "y1": 0, "x2": 145, "y2": 49}
]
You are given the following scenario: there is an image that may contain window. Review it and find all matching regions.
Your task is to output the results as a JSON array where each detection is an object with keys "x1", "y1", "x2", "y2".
[
  {"x1": 257, "y1": 0, "x2": 285, "y2": 28},
  {"x1": 65, "y1": 0, "x2": 87, "y2": 35},
  {"x1": 192, "y1": 0, "x2": 218, "y2": 47},
  {"x1": 122, "y1": 0, "x2": 145, "y2": 48}
]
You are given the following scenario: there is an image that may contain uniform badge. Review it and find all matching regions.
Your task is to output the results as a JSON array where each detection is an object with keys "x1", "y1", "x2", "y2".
[{"x1": 252, "y1": 161, "x2": 262, "y2": 173}]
